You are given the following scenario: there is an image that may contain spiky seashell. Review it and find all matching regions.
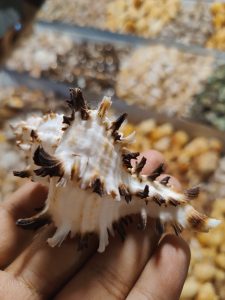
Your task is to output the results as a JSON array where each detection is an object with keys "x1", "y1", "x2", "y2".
[{"x1": 12, "y1": 88, "x2": 221, "y2": 252}]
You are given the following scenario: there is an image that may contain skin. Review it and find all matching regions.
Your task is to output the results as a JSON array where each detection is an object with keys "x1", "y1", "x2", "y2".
[{"x1": 0, "y1": 150, "x2": 190, "y2": 300}]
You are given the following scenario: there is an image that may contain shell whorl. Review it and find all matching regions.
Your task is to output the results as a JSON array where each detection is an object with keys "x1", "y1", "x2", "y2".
[{"x1": 12, "y1": 88, "x2": 221, "y2": 252}]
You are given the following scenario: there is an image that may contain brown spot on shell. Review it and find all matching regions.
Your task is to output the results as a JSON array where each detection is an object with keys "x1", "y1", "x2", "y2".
[
  {"x1": 135, "y1": 156, "x2": 147, "y2": 175},
  {"x1": 63, "y1": 115, "x2": 71, "y2": 125},
  {"x1": 185, "y1": 186, "x2": 200, "y2": 199},
  {"x1": 137, "y1": 184, "x2": 149, "y2": 199},
  {"x1": 67, "y1": 88, "x2": 89, "y2": 120},
  {"x1": 110, "y1": 190, "x2": 117, "y2": 199},
  {"x1": 63, "y1": 111, "x2": 75, "y2": 130},
  {"x1": 152, "y1": 194, "x2": 166, "y2": 206},
  {"x1": 122, "y1": 151, "x2": 140, "y2": 169},
  {"x1": 113, "y1": 131, "x2": 122, "y2": 141},
  {"x1": 110, "y1": 113, "x2": 127, "y2": 135},
  {"x1": 92, "y1": 178, "x2": 104, "y2": 196},
  {"x1": 119, "y1": 184, "x2": 132, "y2": 203},
  {"x1": 13, "y1": 169, "x2": 31, "y2": 178},
  {"x1": 30, "y1": 129, "x2": 39, "y2": 140},
  {"x1": 148, "y1": 163, "x2": 165, "y2": 181},
  {"x1": 187, "y1": 210, "x2": 207, "y2": 231},
  {"x1": 168, "y1": 198, "x2": 179, "y2": 207},
  {"x1": 160, "y1": 176, "x2": 170, "y2": 186},
  {"x1": 16, "y1": 215, "x2": 51, "y2": 230},
  {"x1": 70, "y1": 163, "x2": 79, "y2": 180},
  {"x1": 33, "y1": 146, "x2": 64, "y2": 177}
]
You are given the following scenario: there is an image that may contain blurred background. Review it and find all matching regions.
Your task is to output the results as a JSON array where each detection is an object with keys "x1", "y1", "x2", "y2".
[{"x1": 0, "y1": 1, "x2": 225, "y2": 299}]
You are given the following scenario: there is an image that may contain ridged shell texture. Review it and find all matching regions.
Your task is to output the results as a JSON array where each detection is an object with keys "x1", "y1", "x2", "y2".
[{"x1": 12, "y1": 88, "x2": 221, "y2": 252}]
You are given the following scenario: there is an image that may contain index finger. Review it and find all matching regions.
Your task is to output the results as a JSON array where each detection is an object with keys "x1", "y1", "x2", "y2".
[{"x1": 0, "y1": 182, "x2": 47, "y2": 267}]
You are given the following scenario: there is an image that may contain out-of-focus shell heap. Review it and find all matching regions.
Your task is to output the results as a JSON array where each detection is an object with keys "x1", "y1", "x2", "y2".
[{"x1": 12, "y1": 88, "x2": 220, "y2": 252}]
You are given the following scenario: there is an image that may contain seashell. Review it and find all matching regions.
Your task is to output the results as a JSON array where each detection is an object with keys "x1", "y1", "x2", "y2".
[{"x1": 12, "y1": 88, "x2": 221, "y2": 252}]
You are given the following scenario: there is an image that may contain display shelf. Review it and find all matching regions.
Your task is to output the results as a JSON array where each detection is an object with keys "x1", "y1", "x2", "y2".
[
  {"x1": 36, "y1": 21, "x2": 225, "y2": 62},
  {"x1": 36, "y1": 0, "x2": 224, "y2": 55},
  {"x1": 2, "y1": 68, "x2": 225, "y2": 149},
  {"x1": 3, "y1": 21, "x2": 225, "y2": 136}
]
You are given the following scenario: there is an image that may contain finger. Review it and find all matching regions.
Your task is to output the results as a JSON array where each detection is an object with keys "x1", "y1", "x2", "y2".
[
  {"x1": 127, "y1": 234, "x2": 191, "y2": 300},
  {"x1": 55, "y1": 219, "x2": 160, "y2": 300},
  {"x1": 6, "y1": 225, "x2": 98, "y2": 299},
  {"x1": 3, "y1": 181, "x2": 48, "y2": 219},
  {"x1": 0, "y1": 182, "x2": 47, "y2": 267},
  {"x1": 134, "y1": 150, "x2": 166, "y2": 175}
]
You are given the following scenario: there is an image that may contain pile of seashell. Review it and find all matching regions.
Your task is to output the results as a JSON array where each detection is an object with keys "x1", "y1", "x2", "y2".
[
  {"x1": 207, "y1": 2, "x2": 225, "y2": 51},
  {"x1": 6, "y1": 29, "x2": 74, "y2": 77},
  {"x1": 6, "y1": 29, "x2": 129, "y2": 94},
  {"x1": 106, "y1": 0, "x2": 180, "y2": 37},
  {"x1": 160, "y1": 0, "x2": 213, "y2": 46},
  {"x1": 37, "y1": 0, "x2": 225, "y2": 52},
  {"x1": 37, "y1": 0, "x2": 110, "y2": 29},
  {"x1": 0, "y1": 86, "x2": 64, "y2": 122},
  {"x1": 210, "y1": 157, "x2": 225, "y2": 199},
  {"x1": 116, "y1": 45, "x2": 214, "y2": 116},
  {"x1": 181, "y1": 199, "x2": 225, "y2": 300},
  {"x1": 191, "y1": 64, "x2": 225, "y2": 131}
]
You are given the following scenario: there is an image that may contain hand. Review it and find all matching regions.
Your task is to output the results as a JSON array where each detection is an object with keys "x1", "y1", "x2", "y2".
[{"x1": 0, "y1": 150, "x2": 190, "y2": 300}]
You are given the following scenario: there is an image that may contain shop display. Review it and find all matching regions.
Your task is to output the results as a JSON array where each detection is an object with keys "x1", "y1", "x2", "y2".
[
  {"x1": 207, "y1": 2, "x2": 225, "y2": 51},
  {"x1": 6, "y1": 28, "x2": 130, "y2": 94},
  {"x1": 6, "y1": 29, "x2": 74, "y2": 77},
  {"x1": 191, "y1": 64, "x2": 225, "y2": 131},
  {"x1": 37, "y1": 0, "x2": 225, "y2": 52},
  {"x1": 106, "y1": 0, "x2": 180, "y2": 37},
  {"x1": 1, "y1": 2, "x2": 225, "y2": 297},
  {"x1": 181, "y1": 199, "x2": 225, "y2": 300},
  {"x1": 160, "y1": 0, "x2": 213, "y2": 46},
  {"x1": 11, "y1": 88, "x2": 220, "y2": 253},
  {"x1": 0, "y1": 86, "x2": 64, "y2": 123},
  {"x1": 116, "y1": 45, "x2": 213, "y2": 116},
  {"x1": 38, "y1": 0, "x2": 110, "y2": 29},
  {"x1": 210, "y1": 157, "x2": 225, "y2": 199}
]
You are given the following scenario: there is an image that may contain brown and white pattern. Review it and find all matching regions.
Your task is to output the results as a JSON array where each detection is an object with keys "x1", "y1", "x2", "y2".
[{"x1": 12, "y1": 88, "x2": 220, "y2": 252}]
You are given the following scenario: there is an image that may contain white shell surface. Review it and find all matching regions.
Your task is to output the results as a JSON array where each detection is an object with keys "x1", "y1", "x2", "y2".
[{"x1": 12, "y1": 92, "x2": 221, "y2": 252}]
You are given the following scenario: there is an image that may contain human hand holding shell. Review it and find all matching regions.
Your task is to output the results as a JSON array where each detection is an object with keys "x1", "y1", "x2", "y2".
[{"x1": 0, "y1": 149, "x2": 190, "y2": 299}]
